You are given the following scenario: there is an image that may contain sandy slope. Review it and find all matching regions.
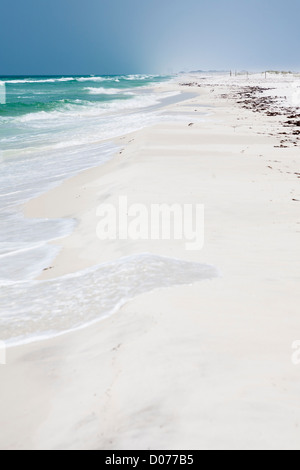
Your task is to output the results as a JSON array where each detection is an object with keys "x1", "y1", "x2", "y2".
[{"x1": 0, "y1": 74, "x2": 300, "y2": 450}]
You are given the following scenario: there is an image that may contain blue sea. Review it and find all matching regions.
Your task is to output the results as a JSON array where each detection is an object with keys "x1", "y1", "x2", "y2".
[{"x1": 0, "y1": 74, "x2": 217, "y2": 344}]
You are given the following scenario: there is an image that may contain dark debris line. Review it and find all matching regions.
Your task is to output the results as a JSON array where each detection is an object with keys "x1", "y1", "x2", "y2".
[{"x1": 180, "y1": 82, "x2": 300, "y2": 148}]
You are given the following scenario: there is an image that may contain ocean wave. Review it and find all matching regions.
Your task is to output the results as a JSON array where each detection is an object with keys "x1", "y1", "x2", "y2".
[
  {"x1": 4, "y1": 76, "x2": 115, "y2": 85},
  {"x1": 3, "y1": 75, "x2": 161, "y2": 85},
  {"x1": 76, "y1": 76, "x2": 120, "y2": 83},
  {"x1": 5, "y1": 77, "x2": 77, "y2": 84},
  {"x1": 0, "y1": 253, "x2": 219, "y2": 345},
  {"x1": 76, "y1": 77, "x2": 106, "y2": 82},
  {"x1": 8, "y1": 91, "x2": 180, "y2": 126},
  {"x1": 85, "y1": 87, "x2": 133, "y2": 95},
  {"x1": 119, "y1": 74, "x2": 159, "y2": 80}
]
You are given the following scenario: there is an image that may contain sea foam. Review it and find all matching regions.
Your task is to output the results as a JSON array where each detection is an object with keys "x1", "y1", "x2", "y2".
[{"x1": 0, "y1": 254, "x2": 219, "y2": 345}]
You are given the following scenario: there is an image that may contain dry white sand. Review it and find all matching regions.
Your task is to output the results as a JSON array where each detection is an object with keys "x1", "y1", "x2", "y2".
[{"x1": 1, "y1": 73, "x2": 300, "y2": 450}]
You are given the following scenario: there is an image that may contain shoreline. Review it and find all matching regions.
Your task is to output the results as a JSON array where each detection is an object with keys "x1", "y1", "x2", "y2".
[{"x1": 1, "y1": 73, "x2": 300, "y2": 450}]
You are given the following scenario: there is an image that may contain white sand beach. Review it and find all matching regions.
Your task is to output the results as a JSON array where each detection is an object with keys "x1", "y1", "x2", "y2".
[{"x1": 0, "y1": 73, "x2": 300, "y2": 450}]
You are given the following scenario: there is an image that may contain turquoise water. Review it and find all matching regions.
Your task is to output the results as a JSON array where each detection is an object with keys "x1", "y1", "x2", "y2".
[
  {"x1": 0, "y1": 74, "x2": 172, "y2": 158},
  {"x1": 0, "y1": 75, "x2": 169, "y2": 117}
]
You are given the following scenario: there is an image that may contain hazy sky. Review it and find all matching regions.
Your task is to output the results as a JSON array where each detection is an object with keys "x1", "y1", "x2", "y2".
[{"x1": 1, "y1": 0, "x2": 299, "y2": 75}]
